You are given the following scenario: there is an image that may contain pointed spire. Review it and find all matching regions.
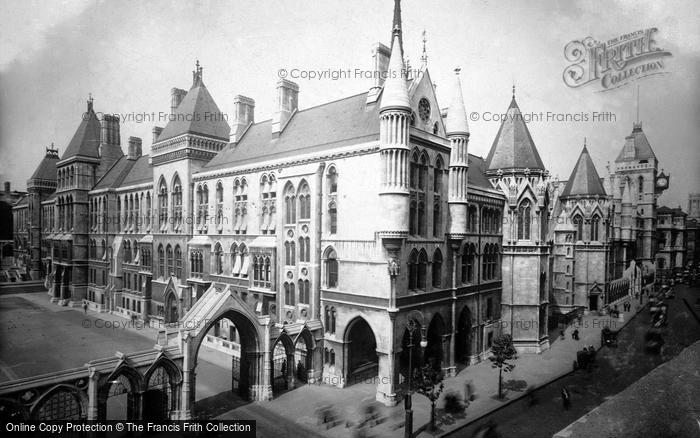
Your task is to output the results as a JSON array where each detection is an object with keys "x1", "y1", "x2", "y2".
[
  {"x1": 391, "y1": 0, "x2": 403, "y2": 56},
  {"x1": 560, "y1": 141, "x2": 606, "y2": 198},
  {"x1": 512, "y1": 83, "x2": 515, "y2": 99},
  {"x1": 445, "y1": 68, "x2": 470, "y2": 136},
  {"x1": 380, "y1": 32, "x2": 410, "y2": 112}
]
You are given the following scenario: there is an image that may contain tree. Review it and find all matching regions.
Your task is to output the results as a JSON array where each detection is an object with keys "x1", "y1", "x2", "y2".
[
  {"x1": 489, "y1": 334, "x2": 518, "y2": 399},
  {"x1": 413, "y1": 363, "x2": 445, "y2": 431}
]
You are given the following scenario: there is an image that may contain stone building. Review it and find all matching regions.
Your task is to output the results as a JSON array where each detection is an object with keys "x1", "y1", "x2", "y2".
[
  {"x1": 11, "y1": 0, "x2": 670, "y2": 406},
  {"x1": 656, "y1": 206, "x2": 687, "y2": 276}
]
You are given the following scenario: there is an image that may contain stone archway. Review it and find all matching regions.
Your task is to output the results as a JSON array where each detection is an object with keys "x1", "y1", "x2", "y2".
[
  {"x1": 456, "y1": 306, "x2": 473, "y2": 365},
  {"x1": 426, "y1": 314, "x2": 446, "y2": 371},
  {"x1": 164, "y1": 289, "x2": 179, "y2": 324},
  {"x1": 270, "y1": 333, "x2": 294, "y2": 393},
  {"x1": 97, "y1": 364, "x2": 144, "y2": 421},
  {"x1": 345, "y1": 317, "x2": 378, "y2": 386},
  {"x1": 293, "y1": 328, "x2": 315, "y2": 384}
]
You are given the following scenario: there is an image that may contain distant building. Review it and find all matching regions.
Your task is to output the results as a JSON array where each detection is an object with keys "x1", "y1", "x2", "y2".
[
  {"x1": 1, "y1": 182, "x2": 28, "y2": 268},
  {"x1": 656, "y1": 206, "x2": 687, "y2": 276}
]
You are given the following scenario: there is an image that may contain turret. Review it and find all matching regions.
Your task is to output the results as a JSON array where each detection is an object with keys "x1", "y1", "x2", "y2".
[
  {"x1": 445, "y1": 68, "x2": 469, "y2": 236},
  {"x1": 378, "y1": 30, "x2": 411, "y2": 236}
]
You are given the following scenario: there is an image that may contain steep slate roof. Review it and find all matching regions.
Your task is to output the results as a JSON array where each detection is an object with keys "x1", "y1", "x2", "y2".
[
  {"x1": 615, "y1": 123, "x2": 657, "y2": 162},
  {"x1": 467, "y1": 155, "x2": 494, "y2": 190},
  {"x1": 29, "y1": 150, "x2": 59, "y2": 181},
  {"x1": 157, "y1": 81, "x2": 231, "y2": 142},
  {"x1": 93, "y1": 156, "x2": 134, "y2": 190},
  {"x1": 203, "y1": 92, "x2": 380, "y2": 171},
  {"x1": 560, "y1": 145, "x2": 606, "y2": 198},
  {"x1": 485, "y1": 97, "x2": 545, "y2": 171},
  {"x1": 119, "y1": 155, "x2": 152, "y2": 187},
  {"x1": 62, "y1": 106, "x2": 102, "y2": 159}
]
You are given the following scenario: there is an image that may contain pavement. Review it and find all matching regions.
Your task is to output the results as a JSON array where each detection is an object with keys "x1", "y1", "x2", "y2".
[{"x1": 231, "y1": 291, "x2": 652, "y2": 438}]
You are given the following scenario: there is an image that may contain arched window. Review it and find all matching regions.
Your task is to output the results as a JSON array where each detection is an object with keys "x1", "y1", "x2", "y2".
[
  {"x1": 285, "y1": 183, "x2": 296, "y2": 224},
  {"x1": 230, "y1": 243, "x2": 240, "y2": 276},
  {"x1": 298, "y1": 181, "x2": 311, "y2": 220},
  {"x1": 299, "y1": 280, "x2": 310, "y2": 304},
  {"x1": 331, "y1": 307, "x2": 336, "y2": 333},
  {"x1": 573, "y1": 214, "x2": 583, "y2": 241},
  {"x1": 214, "y1": 243, "x2": 223, "y2": 274},
  {"x1": 123, "y1": 240, "x2": 131, "y2": 263},
  {"x1": 158, "y1": 178, "x2": 168, "y2": 229},
  {"x1": 482, "y1": 244, "x2": 490, "y2": 280},
  {"x1": 285, "y1": 282, "x2": 295, "y2": 305},
  {"x1": 408, "y1": 250, "x2": 418, "y2": 290},
  {"x1": 285, "y1": 241, "x2": 295, "y2": 266},
  {"x1": 326, "y1": 248, "x2": 338, "y2": 288},
  {"x1": 418, "y1": 250, "x2": 428, "y2": 290},
  {"x1": 216, "y1": 181, "x2": 224, "y2": 227},
  {"x1": 432, "y1": 249, "x2": 442, "y2": 288},
  {"x1": 638, "y1": 176, "x2": 644, "y2": 201},
  {"x1": 433, "y1": 121, "x2": 439, "y2": 135},
  {"x1": 170, "y1": 176, "x2": 182, "y2": 231},
  {"x1": 467, "y1": 205, "x2": 477, "y2": 232},
  {"x1": 330, "y1": 349, "x2": 336, "y2": 366},
  {"x1": 409, "y1": 152, "x2": 428, "y2": 236},
  {"x1": 590, "y1": 215, "x2": 600, "y2": 241},
  {"x1": 158, "y1": 245, "x2": 165, "y2": 277},
  {"x1": 324, "y1": 307, "x2": 330, "y2": 332},
  {"x1": 166, "y1": 245, "x2": 173, "y2": 276},
  {"x1": 327, "y1": 167, "x2": 338, "y2": 193},
  {"x1": 517, "y1": 200, "x2": 531, "y2": 240}
]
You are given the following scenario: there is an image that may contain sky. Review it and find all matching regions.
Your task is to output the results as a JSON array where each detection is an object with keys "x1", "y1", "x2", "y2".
[{"x1": 1, "y1": 0, "x2": 698, "y2": 208}]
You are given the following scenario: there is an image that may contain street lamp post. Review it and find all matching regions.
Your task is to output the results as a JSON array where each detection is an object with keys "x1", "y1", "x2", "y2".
[{"x1": 404, "y1": 320, "x2": 427, "y2": 438}]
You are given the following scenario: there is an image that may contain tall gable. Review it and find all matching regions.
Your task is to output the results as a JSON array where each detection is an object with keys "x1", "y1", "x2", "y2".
[
  {"x1": 62, "y1": 102, "x2": 102, "y2": 160},
  {"x1": 561, "y1": 144, "x2": 606, "y2": 198},
  {"x1": 158, "y1": 79, "x2": 230, "y2": 142},
  {"x1": 407, "y1": 68, "x2": 445, "y2": 136},
  {"x1": 485, "y1": 96, "x2": 545, "y2": 171}
]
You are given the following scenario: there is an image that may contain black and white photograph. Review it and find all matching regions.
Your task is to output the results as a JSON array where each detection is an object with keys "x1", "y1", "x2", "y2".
[{"x1": 1, "y1": 0, "x2": 699, "y2": 437}]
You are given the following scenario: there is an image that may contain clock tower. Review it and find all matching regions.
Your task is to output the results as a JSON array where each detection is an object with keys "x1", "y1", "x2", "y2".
[{"x1": 608, "y1": 121, "x2": 667, "y2": 278}]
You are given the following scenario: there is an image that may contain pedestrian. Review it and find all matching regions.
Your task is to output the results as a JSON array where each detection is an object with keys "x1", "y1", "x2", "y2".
[
  {"x1": 83, "y1": 302, "x2": 88, "y2": 314},
  {"x1": 561, "y1": 388, "x2": 571, "y2": 410},
  {"x1": 560, "y1": 329, "x2": 565, "y2": 340},
  {"x1": 572, "y1": 329, "x2": 579, "y2": 340},
  {"x1": 281, "y1": 359, "x2": 287, "y2": 381}
]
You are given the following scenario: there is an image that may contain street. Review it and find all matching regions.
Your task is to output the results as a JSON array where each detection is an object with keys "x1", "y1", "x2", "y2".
[{"x1": 445, "y1": 283, "x2": 700, "y2": 438}]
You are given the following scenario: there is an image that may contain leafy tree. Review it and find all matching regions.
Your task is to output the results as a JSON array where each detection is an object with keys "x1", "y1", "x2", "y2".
[
  {"x1": 489, "y1": 334, "x2": 518, "y2": 399},
  {"x1": 413, "y1": 363, "x2": 445, "y2": 431}
]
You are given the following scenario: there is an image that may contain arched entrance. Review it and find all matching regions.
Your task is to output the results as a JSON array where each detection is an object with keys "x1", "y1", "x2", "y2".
[
  {"x1": 192, "y1": 309, "x2": 260, "y2": 417},
  {"x1": 345, "y1": 317, "x2": 378, "y2": 386},
  {"x1": 143, "y1": 358, "x2": 182, "y2": 421},
  {"x1": 165, "y1": 290, "x2": 178, "y2": 323},
  {"x1": 99, "y1": 366, "x2": 143, "y2": 421},
  {"x1": 400, "y1": 319, "x2": 424, "y2": 382},
  {"x1": 425, "y1": 314, "x2": 446, "y2": 371},
  {"x1": 271, "y1": 334, "x2": 294, "y2": 393},
  {"x1": 456, "y1": 306, "x2": 473, "y2": 365},
  {"x1": 293, "y1": 329, "x2": 314, "y2": 384}
]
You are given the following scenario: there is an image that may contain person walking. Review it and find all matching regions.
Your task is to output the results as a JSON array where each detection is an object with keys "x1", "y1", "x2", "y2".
[
  {"x1": 572, "y1": 329, "x2": 579, "y2": 341},
  {"x1": 83, "y1": 302, "x2": 88, "y2": 314},
  {"x1": 561, "y1": 388, "x2": 571, "y2": 410}
]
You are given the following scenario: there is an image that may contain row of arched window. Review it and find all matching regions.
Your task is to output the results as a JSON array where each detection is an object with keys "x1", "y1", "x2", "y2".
[
  {"x1": 89, "y1": 196, "x2": 109, "y2": 233},
  {"x1": 460, "y1": 243, "x2": 501, "y2": 283},
  {"x1": 572, "y1": 213, "x2": 603, "y2": 242},
  {"x1": 156, "y1": 244, "x2": 183, "y2": 279},
  {"x1": 408, "y1": 150, "x2": 444, "y2": 237},
  {"x1": 324, "y1": 348, "x2": 336, "y2": 365},
  {"x1": 324, "y1": 306, "x2": 337, "y2": 333},
  {"x1": 407, "y1": 248, "x2": 443, "y2": 290},
  {"x1": 284, "y1": 237, "x2": 311, "y2": 266},
  {"x1": 57, "y1": 164, "x2": 94, "y2": 190},
  {"x1": 116, "y1": 191, "x2": 152, "y2": 233},
  {"x1": 212, "y1": 243, "x2": 251, "y2": 278},
  {"x1": 283, "y1": 280, "x2": 310, "y2": 305},
  {"x1": 55, "y1": 196, "x2": 74, "y2": 231},
  {"x1": 88, "y1": 239, "x2": 107, "y2": 260}
]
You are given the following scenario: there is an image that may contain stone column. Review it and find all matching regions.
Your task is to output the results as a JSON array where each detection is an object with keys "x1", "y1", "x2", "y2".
[
  {"x1": 87, "y1": 367, "x2": 99, "y2": 420},
  {"x1": 179, "y1": 333, "x2": 193, "y2": 420},
  {"x1": 376, "y1": 310, "x2": 398, "y2": 406}
]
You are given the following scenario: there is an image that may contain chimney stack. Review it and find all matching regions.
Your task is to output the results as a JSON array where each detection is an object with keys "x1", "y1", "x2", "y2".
[
  {"x1": 100, "y1": 114, "x2": 121, "y2": 146},
  {"x1": 231, "y1": 95, "x2": 255, "y2": 143},
  {"x1": 4, "y1": 182, "x2": 10, "y2": 194},
  {"x1": 171, "y1": 88, "x2": 187, "y2": 115},
  {"x1": 152, "y1": 126, "x2": 163, "y2": 143},
  {"x1": 366, "y1": 43, "x2": 391, "y2": 104},
  {"x1": 127, "y1": 137, "x2": 142, "y2": 160},
  {"x1": 272, "y1": 79, "x2": 299, "y2": 137}
]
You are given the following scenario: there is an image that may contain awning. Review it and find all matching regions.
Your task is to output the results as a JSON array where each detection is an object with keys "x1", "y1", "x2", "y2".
[
  {"x1": 139, "y1": 234, "x2": 153, "y2": 244},
  {"x1": 250, "y1": 235, "x2": 276, "y2": 249},
  {"x1": 187, "y1": 235, "x2": 211, "y2": 247}
]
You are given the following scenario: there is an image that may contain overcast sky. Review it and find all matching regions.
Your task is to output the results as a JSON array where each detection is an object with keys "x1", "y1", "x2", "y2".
[{"x1": 1, "y1": 0, "x2": 698, "y2": 208}]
